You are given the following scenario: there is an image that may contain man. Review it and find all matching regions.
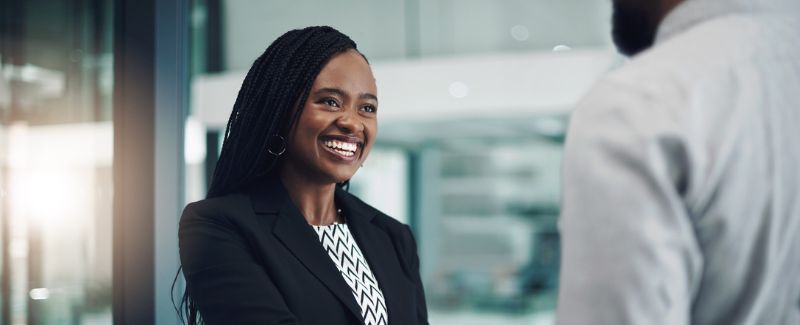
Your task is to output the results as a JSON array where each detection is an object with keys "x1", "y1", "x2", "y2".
[{"x1": 557, "y1": 0, "x2": 800, "y2": 324}]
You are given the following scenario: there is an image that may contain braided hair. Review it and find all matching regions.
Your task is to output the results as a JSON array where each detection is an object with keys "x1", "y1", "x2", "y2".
[
  {"x1": 208, "y1": 25, "x2": 363, "y2": 198},
  {"x1": 174, "y1": 26, "x2": 364, "y2": 324}
]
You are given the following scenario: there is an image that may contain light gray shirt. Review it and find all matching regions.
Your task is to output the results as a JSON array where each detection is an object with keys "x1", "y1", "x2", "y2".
[{"x1": 557, "y1": 0, "x2": 800, "y2": 324}]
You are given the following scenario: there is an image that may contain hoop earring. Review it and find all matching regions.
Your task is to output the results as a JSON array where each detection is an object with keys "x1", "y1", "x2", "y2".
[{"x1": 267, "y1": 135, "x2": 286, "y2": 156}]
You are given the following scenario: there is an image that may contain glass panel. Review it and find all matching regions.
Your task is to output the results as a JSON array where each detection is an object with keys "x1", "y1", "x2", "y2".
[
  {"x1": 424, "y1": 133, "x2": 563, "y2": 324},
  {"x1": 220, "y1": 0, "x2": 611, "y2": 67},
  {"x1": 222, "y1": 0, "x2": 408, "y2": 71},
  {"x1": 418, "y1": 0, "x2": 611, "y2": 57},
  {"x1": 0, "y1": 0, "x2": 114, "y2": 323}
]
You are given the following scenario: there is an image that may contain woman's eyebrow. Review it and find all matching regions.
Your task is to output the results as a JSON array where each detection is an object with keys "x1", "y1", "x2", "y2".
[
  {"x1": 315, "y1": 87, "x2": 377, "y2": 102},
  {"x1": 314, "y1": 87, "x2": 346, "y2": 98},
  {"x1": 360, "y1": 93, "x2": 378, "y2": 101}
]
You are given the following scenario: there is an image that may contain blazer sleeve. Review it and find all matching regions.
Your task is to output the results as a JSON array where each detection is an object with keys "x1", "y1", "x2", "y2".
[
  {"x1": 179, "y1": 202, "x2": 303, "y2": 325},
  {"x1": 401, "y1": 225, "x2": 429, "y2": 325}
]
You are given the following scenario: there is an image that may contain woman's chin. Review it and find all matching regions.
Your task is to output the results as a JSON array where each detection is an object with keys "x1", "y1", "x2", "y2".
[
  {"x1": 332, "y1": 175, "x2": 355, "y2": 185},
  {"x1": 328, "y1": 169, "x2": 358, "y2": 185}
]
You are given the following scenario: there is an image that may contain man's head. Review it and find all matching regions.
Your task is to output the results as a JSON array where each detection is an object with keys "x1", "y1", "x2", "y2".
[{"x1": 612, "y1": 0, "x2": 684, "y2": 56}]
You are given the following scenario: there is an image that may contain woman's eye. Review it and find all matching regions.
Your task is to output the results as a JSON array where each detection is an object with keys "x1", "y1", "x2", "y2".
[
  {"x1": 322, "y1": 98, "x2": 339, "y2": 107},
  {"x1": 361, "y1": 105, "x2": 377, "y2": 113}
]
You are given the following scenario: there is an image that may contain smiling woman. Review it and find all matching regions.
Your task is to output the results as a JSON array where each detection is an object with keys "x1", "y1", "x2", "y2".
[
  {"x1": 281, "y1": 50, "x2": 378, "y2": 195},
  {"x1": 176, "y1": 26, "x2": 428, "y2": 325}
]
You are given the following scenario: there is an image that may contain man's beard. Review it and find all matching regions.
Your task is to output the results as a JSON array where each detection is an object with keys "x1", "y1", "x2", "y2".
[{"x1": 611, "y1": 1, "x2": 660, "y2": 56}]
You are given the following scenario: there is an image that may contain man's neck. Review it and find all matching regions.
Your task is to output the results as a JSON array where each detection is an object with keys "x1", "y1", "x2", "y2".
[{"x1": 658, "y1": 0, "x2": 685, "y2": 23}]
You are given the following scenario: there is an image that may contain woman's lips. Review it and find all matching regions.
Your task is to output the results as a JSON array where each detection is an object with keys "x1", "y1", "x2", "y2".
[{"x1": 319, "y1": 138, "x2": 360, "y2": 162}]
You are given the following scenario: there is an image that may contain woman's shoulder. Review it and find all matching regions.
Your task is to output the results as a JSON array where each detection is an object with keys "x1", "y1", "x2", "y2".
[
  {"x1": 372, "y1": 212, "x2": 410, "y2": 233},
  {"x1": 339, "y1": 190, "x2": 414, "y2": 242},
  {"x1": 181, "y1": 191, "x2": 252, "y2": 224},
  {"x1": 337, "y1": 189, "x2": 405, "y2": 227},
  {"x1": 343, "y1": 193, "x2": 420, "y2": 271}
]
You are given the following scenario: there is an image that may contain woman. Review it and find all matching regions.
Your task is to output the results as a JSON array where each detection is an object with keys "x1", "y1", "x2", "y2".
[{"x1": 177, "y1": 26, "x2": 428, "y2": 324}]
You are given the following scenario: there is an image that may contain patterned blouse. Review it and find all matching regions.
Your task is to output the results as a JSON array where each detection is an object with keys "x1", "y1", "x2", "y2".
[{"x1": 312, "y1": 222, "x2": 388, "y2": 325}]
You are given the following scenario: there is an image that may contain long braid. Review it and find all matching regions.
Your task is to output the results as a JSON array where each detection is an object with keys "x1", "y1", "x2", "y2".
[
  {"x1": 207, "y1": 26, "x2": 358, "y2": 198},
  {"x1": 175, "y1": 26, "x2": 364, "y2": 325},
  {"x1": 210, "y1": 29, "x2": 308, "y2": 194}
]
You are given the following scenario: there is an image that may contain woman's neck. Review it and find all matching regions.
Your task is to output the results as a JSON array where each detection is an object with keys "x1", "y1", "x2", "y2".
[{"x1": 279, "y1": 164, "x2": 338, "y2": 226}]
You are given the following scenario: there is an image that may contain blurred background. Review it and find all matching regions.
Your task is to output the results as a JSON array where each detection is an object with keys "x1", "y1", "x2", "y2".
[{"x1": 0, "y1": 0, "x2": 621, "y2": 323}]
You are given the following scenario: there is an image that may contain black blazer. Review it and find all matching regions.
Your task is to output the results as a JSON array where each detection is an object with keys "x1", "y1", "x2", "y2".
[{"x1": 178, "y1": 179, "x2": 428, "y2": 325}]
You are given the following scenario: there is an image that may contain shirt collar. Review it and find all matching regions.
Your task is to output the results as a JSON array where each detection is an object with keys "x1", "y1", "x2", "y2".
[{"x1": 656, "y1": 0, "x2": 798, "y2": 43}]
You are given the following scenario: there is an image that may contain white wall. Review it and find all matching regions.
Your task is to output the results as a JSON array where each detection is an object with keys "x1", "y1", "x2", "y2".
[{"x1": 192, "y1": 48, "x2": 619, "y2": 131}]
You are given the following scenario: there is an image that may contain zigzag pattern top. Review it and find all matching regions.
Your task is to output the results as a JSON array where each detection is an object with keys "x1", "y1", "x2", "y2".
[{"x1": 312, "y1": 222, "x2": 388, "y2": 325}]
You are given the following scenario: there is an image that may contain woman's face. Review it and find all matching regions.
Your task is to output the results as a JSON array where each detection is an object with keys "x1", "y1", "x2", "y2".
[{"x1": 283, "y1": 49, "x2": 378, "y2": 184}]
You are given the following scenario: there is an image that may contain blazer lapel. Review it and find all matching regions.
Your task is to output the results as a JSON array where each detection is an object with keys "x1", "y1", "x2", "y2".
[
  {"x1": 337, "y1": 187, "x2": 413, "y2": 325},
  {"x1": 250, "y1": 180, "x2": 363, "y2": 322}
]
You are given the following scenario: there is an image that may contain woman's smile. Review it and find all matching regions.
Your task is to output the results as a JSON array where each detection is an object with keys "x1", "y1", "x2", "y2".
[{"x1": 319, "y1": 135, "x2": 363, "y2": 162}]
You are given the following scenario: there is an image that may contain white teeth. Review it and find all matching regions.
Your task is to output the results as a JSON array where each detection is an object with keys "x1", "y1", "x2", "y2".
[
  {"x1": 333, "y1": 149, "x2": 354, "y2": 156},
  {"x1": 323, "y1": 140, "x2": 358, "y2": 153}
]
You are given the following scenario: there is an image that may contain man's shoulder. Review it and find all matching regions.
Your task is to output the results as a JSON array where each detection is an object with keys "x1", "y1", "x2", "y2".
[
  {"x1": 575, "y1": 15, "x2": 764, "y2": 121},
  {"x1": 606, "y1": 13, "x2": 772, "y2": 89}
]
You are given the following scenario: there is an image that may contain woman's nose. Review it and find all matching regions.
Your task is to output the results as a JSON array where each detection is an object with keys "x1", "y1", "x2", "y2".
[{"x1": 335, "y1": 111, "x2": 364, "y2": 134}]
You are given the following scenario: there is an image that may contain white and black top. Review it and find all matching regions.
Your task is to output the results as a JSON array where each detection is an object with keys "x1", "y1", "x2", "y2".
[{"x1": 312, "y1": 222, "x2": 388, "y2": 325}]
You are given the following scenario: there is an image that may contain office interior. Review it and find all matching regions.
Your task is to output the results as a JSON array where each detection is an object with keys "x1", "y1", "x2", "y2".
[{"x1": 0, "y1": 0, "x2": 622, "y2": 323}]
